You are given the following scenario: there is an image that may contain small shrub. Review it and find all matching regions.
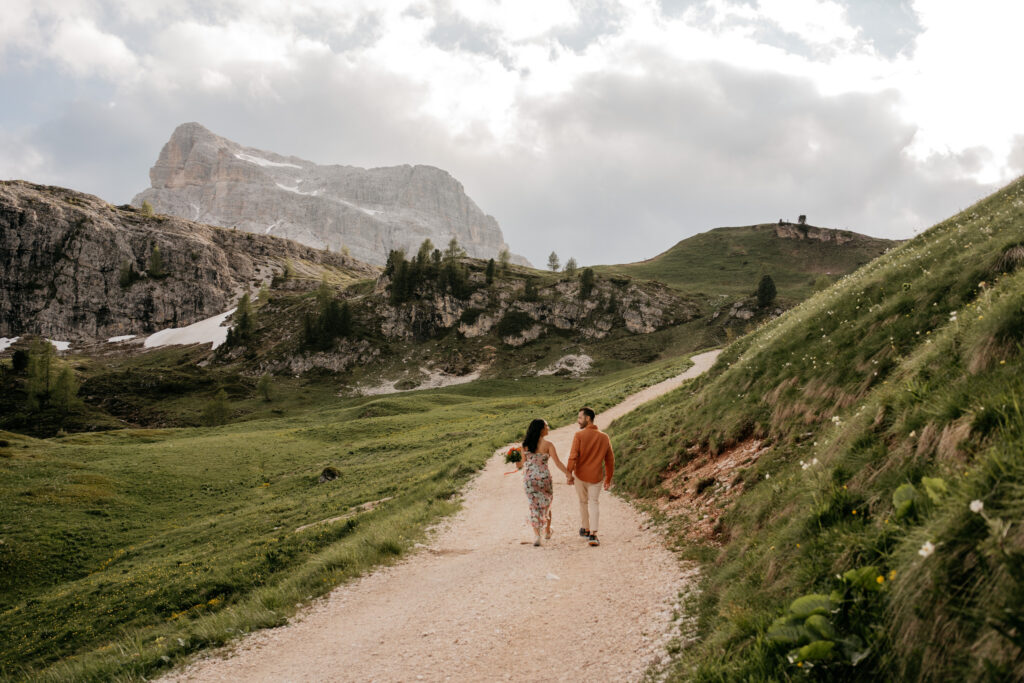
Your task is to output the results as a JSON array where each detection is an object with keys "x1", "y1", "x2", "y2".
[
  {"x1": 11, "y1": 350, "x2": 28, "y2": 374},
  {"x1": 119, "y1": 260, "x2": 141, "y2": 288},
  {"x1": 257, "y1": 374, "x2": 272, "y2": 401},
  {"x1": 995, "y1": 242, "x2": 1024, "y2": 273},
  {"x1": 495, "y1": 310, "x2": 535, "y2": 338},
  {"x1": 318, "y1": 466, "x2": 340, "y2": 483},
  {"x1": 459, "y1": 308, "x2": 485, "y2": 325},
  {"x1": 200, "y1": 389, "x2": 230, "y2": 426}
]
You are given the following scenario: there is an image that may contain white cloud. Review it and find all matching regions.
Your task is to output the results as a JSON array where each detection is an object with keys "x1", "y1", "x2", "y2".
[
  {"x1": 47, "y1": 18, "x2": 139, "y2": 80},
  {"x1": 894, "y1": 0, "x2": 1024, "y2": 182},
  {"x1": 0, "y1": 132, "x2": 47, "y2": 181},
  {"x1": 0, "y1": 0, "x2": 38, "y2": 58},
  {"x1": 709, "y1": 0, "x2": 860, "y2": 46},
  {"x1": 450, "y1": 0, "x2": 579, "y2": 41}
]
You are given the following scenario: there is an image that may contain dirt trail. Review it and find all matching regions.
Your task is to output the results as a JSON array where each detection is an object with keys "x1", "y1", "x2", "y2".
[{"x1": 163, "y1": 350, "x2": 721, "y2": 683}]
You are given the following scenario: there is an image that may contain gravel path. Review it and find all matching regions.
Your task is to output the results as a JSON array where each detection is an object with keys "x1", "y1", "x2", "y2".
[{"x1": 162, "y1": 350, "x2": 721, "y2": 683}]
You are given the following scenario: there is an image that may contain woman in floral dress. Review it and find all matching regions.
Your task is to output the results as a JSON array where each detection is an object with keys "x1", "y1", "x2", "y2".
[{"x1": 519, "y1": 419, "x2": 568, "y2": 546}]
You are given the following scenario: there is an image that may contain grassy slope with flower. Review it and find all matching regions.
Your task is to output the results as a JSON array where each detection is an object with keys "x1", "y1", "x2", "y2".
[{"x1": 610, "y1": 176, "x2": 1024, "y2": 680}]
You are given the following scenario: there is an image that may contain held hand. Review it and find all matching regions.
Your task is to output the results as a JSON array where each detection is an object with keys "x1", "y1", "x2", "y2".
[
  {"x1": 604, "y1": 481, "x2": 612, "y2": 491},
  {"x1": 566, "y1": 476, "x2": 574, "y2": 486}
]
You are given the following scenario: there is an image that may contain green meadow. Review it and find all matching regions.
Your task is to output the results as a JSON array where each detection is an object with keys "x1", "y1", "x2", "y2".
[
  {"x1": 0, "y1": 353, "x2": 693, "y2": 682},
  {"x1": 597, "y1": 224, "x2": 895, "y2": 299}
]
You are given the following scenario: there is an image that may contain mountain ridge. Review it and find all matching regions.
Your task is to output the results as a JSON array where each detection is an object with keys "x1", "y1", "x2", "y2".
[
  {"x1": 0, "y1": 180, "x2": 375, "y2": 341},
  {"x1": 132, "y1": 122, "x2": 530, "y2": 267}
]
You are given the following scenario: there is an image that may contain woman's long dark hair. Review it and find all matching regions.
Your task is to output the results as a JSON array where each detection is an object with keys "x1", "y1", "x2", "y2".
[{"x1": 522, "y1": 418, "x2": 546, "y2": 454}]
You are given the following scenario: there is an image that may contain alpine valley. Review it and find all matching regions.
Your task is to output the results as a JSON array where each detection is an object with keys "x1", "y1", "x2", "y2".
[{"x1": 37, "y1": 150, "x2": 1024, "y2": 683}]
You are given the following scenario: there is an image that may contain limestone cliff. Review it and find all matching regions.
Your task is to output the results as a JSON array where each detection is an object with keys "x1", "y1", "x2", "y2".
[
  {"x1": 0, "y1": 181, "x2": 376, "y2": 341},
  {"x1": 132, "y1": 123, "x2": 528, "y2": 267}
]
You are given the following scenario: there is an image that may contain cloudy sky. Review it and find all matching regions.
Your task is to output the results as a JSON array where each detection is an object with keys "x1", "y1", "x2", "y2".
[{"x1": 2, "y1": 0, "x2": 1023, "y2": 266}]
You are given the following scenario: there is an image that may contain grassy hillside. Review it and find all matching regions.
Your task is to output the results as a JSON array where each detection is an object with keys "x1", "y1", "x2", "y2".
[
  {"x1": 598, "y1": 224, "x2": 896, "y2": 299},
  {"x1": 610, "y1": 178, "x2": 1024, "y2": 680},
  {"x1": 0, "y1": 352, "x2": 695, "y2": 682}
]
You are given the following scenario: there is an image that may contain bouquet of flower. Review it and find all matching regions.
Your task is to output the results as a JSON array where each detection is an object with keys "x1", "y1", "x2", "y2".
[{"x1": 504, "y1": 447, "x2": 523, "y2": 464}]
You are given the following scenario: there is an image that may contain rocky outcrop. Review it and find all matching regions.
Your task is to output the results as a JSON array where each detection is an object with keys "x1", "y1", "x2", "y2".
[
  {"x1": 133, "y1": 123, "x2": 529, "y2": 267},
  {"x1": 773, "y1": 222, "x2": 857, "y2": 244},
  {"x1": 0, "y1": 181, "x2": 376, "y2": 341},
  {"x1": 376, "y1": 272, "x2": 698, "y2": 344}
]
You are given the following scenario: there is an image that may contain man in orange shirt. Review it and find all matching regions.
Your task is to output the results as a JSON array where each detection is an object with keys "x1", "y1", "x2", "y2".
[{"x1": 566, "y1": 406, "x2": 614, "y2": 547}]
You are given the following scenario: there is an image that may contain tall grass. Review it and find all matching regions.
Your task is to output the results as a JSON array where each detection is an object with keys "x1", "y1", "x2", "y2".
[{"x1": 612, "y1": 175, "x2": 1024, "y2": 680}]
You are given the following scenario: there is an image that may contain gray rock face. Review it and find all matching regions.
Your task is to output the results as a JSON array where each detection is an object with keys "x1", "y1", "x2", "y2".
[
  {"x1": 0, "y1": 181, "x2": 375, "y2": 341},
  {"x1": 774, "y1": 222, "x2": 856, "y2": 244},
  {"x1": 375, "y1": 272, "x2": 697, "y2": 344},
  {"x1": 133, "y1": 123, "x2": 528, "y2": 267}
]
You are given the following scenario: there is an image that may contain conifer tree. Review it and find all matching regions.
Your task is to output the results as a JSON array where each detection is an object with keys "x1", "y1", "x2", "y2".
[
  {"x1": 756, "y1": 274, "x2": 777, "y2": 308},
  {"x1": 547, "y1": 251, "x2": 560, "y2": 272},
  {"x1": 485, "y1": 258, "x2": 496, "y2": 285},
  {"x1": 26, "y1": 339, "x2": 55, "y2": 411},
  {"x1": 444, "y1": 237, "x2": 465, "y2": 262},
  {"x1": 148, "y1": 244, "x2": 166, "y2": 278},
  {"x1": 233, "y1": 293, "x2": 255, "y2": 340},
  {"x1": 417, "y1": 239, "x2": 434, "y2": 264},
  {"x1": 579, "y1": 267, "x2": 596, "y2": 299},
  {"x1": 564, "y1": 257, "x2": 578, "y2": 276},
  {"x1": 52, "y1": 366, "x2": 79, "y2": 415}
]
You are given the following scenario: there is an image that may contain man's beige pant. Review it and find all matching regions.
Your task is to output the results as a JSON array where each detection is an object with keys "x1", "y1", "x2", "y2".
[{"x1": 574, "y1": 479, "x2": 602, "y2": 532}]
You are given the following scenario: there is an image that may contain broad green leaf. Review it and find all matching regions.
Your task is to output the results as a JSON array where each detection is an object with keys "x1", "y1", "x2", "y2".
[
  {"x1": 842, "y1": 566, "x2": 882, "y2": 592},
  {"x1": 804, "y1": 614, "x2": 838, "y2": 640},
  {"x1": 892, "y1": 483, "x2": 918, "y2": 519},
  {"x1": 797, "y1": 640, "x2": 836, "y2": 661},
  {"x1": 788, "y1": 594, "x2": 832, "y2": 619},
  {"x1": 766, "y1": 622, "x2": 809, "y2": 645}
]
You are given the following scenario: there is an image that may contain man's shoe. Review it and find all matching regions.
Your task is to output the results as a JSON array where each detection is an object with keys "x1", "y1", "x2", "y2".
[
  {"x1": 579, "y1": 527, "x2": 590, "y2": 537},
  {"x1": 588, "y1": 534, "x2": 600, "y2": 546}
]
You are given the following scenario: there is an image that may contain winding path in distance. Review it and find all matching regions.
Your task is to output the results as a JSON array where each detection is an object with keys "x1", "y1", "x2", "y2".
[{"x1": 164, "y1": 350, "x2": 721, "y2": 683}]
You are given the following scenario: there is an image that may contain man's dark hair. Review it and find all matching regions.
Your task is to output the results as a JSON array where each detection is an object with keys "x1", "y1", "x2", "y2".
[{"x1": 579, "y1": 406, "x2": 596, "y2": 421}]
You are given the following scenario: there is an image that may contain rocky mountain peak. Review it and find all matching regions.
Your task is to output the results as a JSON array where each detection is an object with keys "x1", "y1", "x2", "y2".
[{"x1": 133, "y1": 123, "x2": 528, "y2": 267}]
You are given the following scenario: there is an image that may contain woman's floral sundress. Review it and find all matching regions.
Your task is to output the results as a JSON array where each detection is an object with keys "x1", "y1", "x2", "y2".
[{"x1": 522, "y1": 448, "x2": 553, "y2": 533}]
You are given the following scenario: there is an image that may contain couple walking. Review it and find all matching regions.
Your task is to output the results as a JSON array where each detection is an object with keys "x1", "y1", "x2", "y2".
[{"x1": 518, "y1": 407, "x2": 615, "y2": 547}]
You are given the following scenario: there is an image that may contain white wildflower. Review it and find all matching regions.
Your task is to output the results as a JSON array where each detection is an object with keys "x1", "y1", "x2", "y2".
[
  {"x1": 918, "y1": 541, "x2": 935, "y2": 558},
  {"x1": 969, "y1": 500, "x2": 984, "y2": 514}
]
